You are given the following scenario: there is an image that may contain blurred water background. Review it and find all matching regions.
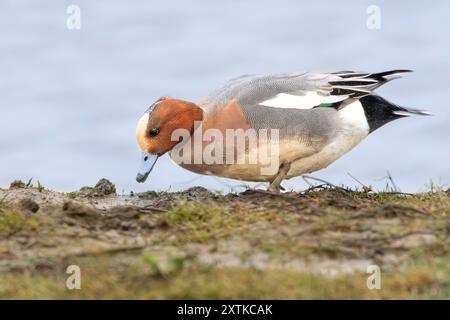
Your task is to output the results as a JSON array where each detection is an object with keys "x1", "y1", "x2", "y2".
[{"x1": 1, "y1": 0, "x2": 449, "y2": 193}]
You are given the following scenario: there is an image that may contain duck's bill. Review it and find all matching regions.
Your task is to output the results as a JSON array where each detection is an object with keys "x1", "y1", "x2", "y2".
[{"x1": 136, "y1": 152, "x2": 158, "y2": 183}]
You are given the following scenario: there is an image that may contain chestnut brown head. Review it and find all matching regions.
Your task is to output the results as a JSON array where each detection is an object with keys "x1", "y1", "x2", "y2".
[{"x1": 135, "y1": 97, "x2": 203, "y2": 182}]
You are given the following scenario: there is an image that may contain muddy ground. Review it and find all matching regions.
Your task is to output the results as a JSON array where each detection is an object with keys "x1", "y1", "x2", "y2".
[{"x1": 0, "y1": 178, "x2": 449, "y2": 299}]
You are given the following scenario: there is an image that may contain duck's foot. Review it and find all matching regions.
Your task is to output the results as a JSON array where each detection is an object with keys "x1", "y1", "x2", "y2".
[{"x1": 267, "y1": 162, "x2": 291, "y2": 193}]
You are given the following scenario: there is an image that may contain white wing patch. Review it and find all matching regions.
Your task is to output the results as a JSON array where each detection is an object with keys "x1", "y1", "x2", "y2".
[{"x1": 258, "y1": 92, "x2": 348, "y2": 110}]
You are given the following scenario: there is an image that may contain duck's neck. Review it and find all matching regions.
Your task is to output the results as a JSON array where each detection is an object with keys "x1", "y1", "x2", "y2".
[
  {"x1": 169, "y1": 99, "x2": 204, "y2": 134},
  {"x1": 189, "y1": 105, "x2": 205, "y2": 137}
]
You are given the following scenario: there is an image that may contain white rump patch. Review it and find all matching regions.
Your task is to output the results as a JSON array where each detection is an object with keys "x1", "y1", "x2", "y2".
[
  {"x1": 338, "y1": 100, "x2": 369, "y2": 132},
  {"x1": 258, "y1": 92, "x2": 348, "y2": 110}
]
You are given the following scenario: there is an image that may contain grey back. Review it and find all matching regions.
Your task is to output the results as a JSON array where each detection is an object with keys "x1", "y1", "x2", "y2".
[
  {"x1": 201, "y1": 73, "x2": 342, "y2": 149},
  {"x1": 201, "y1": 72, "x2": 336, "y2": 110}
]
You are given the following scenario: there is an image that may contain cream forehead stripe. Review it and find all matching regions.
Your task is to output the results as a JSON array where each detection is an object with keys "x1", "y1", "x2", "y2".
[{"x1": 136, "y1": 112, "x2": 150, "y2": 151}]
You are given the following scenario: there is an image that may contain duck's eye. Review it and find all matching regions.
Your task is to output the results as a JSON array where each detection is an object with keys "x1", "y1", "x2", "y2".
[{"x1": 149, "y1": 128, "x2": 160, "y2": 137}]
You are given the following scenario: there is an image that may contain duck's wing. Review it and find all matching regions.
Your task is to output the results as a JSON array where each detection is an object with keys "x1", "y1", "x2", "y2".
[
  {"x1": 200, "y1": 70, "x2": 412, "y2": 160},
  {"x1": 201, "y1": 70, "x2": 411, "y2": 111}
]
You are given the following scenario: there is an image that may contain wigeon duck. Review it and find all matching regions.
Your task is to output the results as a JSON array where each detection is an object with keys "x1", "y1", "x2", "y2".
[{"x1": 136, "y1": 70, "x2": 429, "y2": 192}]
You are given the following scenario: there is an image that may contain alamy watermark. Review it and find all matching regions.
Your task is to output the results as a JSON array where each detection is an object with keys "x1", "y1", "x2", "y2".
[
  {"x1": 367, "y1": 5, "x2": 381, "y2": 30},
  {"x1": 366, "y1": 264, "x2": 381, "y2": 290},
  {"x1": 66, "y1": 265, "x2": 81, "y2": 290},
  {"x1": 169, "y1": 121, "x2": 280, "y2": 176},
  {"x1": 66, "y1": 5, "x2": 81, "y2": 30}
]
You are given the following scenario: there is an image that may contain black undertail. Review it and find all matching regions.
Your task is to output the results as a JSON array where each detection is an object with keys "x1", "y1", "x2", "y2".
[{"x1": 359, "y1": 95, "x2": 430, "y2": 133}]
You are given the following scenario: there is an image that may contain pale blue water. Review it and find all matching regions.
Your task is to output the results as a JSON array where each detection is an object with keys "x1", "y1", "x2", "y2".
[{"x1": 1, "y1": 0, "x2": 449, "y2": 193}]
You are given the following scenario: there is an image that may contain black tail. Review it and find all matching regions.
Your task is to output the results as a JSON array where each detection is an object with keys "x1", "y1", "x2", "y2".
[
  {"x1": 359, "y1": 95, "x2": 430, "y2": 133},
  {"x1": 330, "y1": 69, "x2": 413, "y2": 98}
]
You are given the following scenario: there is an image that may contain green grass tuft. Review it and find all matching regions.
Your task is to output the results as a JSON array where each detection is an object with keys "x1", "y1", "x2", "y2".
[{"x1": 0, "y1": 210, "x2": 39, "y2": 237}]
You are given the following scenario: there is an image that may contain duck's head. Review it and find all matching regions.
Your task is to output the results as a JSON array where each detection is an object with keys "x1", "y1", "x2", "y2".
[{"x1": 135, "y1": 97, "x2": 203, "y2": 183}]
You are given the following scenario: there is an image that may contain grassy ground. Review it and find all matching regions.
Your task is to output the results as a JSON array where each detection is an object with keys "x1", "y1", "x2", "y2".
[{"x1": 0, "y1": 179, "x2": 449, "y2": 299}]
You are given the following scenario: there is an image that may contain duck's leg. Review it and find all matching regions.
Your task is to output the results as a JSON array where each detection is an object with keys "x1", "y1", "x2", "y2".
[{"x1": 267, "y1": 162, "x2": 291, "y2": 193}]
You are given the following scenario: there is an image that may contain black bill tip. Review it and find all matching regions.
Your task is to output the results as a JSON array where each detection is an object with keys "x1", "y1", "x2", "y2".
[{"x1": 136, "y1": 172, "x2": 149, "y2": 183}]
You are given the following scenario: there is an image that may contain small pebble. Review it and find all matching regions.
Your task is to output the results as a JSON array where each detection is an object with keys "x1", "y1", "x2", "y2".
[{"x1": 9, "y1": 180, "x2": 26, "y2": 189}]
